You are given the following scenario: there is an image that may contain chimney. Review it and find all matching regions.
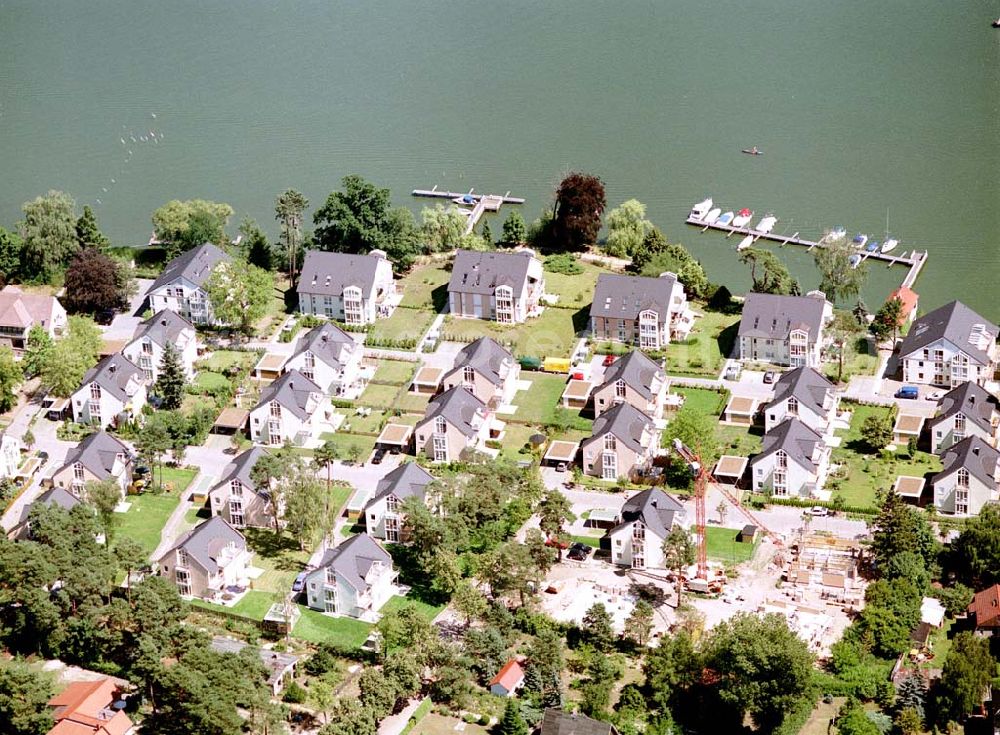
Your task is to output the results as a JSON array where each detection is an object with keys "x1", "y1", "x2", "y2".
[{"x1": 973, "y1": 445, "x2": 980, "y2": 456}]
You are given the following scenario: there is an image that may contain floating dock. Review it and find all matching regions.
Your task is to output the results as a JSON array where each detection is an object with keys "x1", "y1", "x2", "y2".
[{"x1": 413, "y1": 186, "x2": 524, "y2": 235}]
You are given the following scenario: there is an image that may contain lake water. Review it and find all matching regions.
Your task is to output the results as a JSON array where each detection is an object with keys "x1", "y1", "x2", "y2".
[{"x1": 1, "y1": 0, "x2": 998, "y2": 318}]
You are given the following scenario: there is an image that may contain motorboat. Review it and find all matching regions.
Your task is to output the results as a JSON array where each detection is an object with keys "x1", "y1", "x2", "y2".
[
  {"x1": 852, "y1": 234, "x2": 868, "y2": 249},
  {"x1": 717, "y1": 211, "x2": 735, "y2": 227},
  {"x1": 849, "y1": 254, "x2": 862, "y2": 269},
  {"x1": 703, "y1": 208, "x2": 722, "y2": 225},
  {"x1": 737, "y1": 234, "x2": 755, "y2": 251},
  {"x1": 732, "y1": 208, "x2": 753, "y2": 227},
  {"x1": 741, "y1": 147, "x2": 763, "y2": 156},
  {"x1": 452, "y1": 194, "x2": 475, "y2": 205},
  {"x1": 829, "y1": 226, "x2": 847, "y2": 241},
  {"x1": 756, "y1": 215, "x2": 777, "y2": 234},
  {"x1": 866, "y1": 241, "x2": 879, "y2": 252},
  {"x1": 690, "y1": 198, "x2": 713, "y2": 220},
  {"x1": 882, "y1": 238, "x2": 898, "y2": 253}
]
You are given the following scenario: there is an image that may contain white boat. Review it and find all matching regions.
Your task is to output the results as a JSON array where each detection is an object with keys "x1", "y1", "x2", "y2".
[
  {"x1": 732, "y1": 208, "x2": 753, "y2": 227},
  {"x1": 881, "y1": 238, "x2": 898, "y2": 253},
  {"x1": 849, "y1": 254, "x2": 862, "y2": 269},
  {"x1": 703, "y1": 208, "x2": 722, "y2": 225},
  {"x1": 756, "y1": 216, "x2": 777, "y2": 234},
  {"x1": 717, "y1": 211, "x2": 735, "y2": 226},
  {"x1": 690, "y1": 198, "x2": 713, "y2": 220},
  {"x1": 852, "y1": 234, "x2": 868, "y2": 249},
  {"x1": 829, "y1": 226, "x2": 847, "y2": 241},
  {"x1": 737, "y1": 234, "x2": 755, "y2": 251}
]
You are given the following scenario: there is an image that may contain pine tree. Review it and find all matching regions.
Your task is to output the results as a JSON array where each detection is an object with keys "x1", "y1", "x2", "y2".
[
  {"x1": 480, "y1": 219, "x2": 494, "y2": 246},
  {"x1": 76, "y1": 205, "x2": 110, "y2": 250},
  {"x1": 497, "y1": 699, "x2": 528, "y2": 735},
  {"x1": 155, "y1": 342, "x2": 186, "y2": 410},
  {"x1": 895, "y1": 673, "x2": 926, "y2": 721}
]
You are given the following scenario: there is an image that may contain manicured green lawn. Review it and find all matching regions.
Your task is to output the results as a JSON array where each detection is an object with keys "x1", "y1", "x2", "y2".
[
  {"x1": 243, "y1": 528, "x2": 311, "y2": 597},
  {"x1": 498, "y1": 423, "x2": 539, "y2": 462},
  {"x1": 506, "y1": 373, "x2": 591, "y2": 432},
  {"x1": 381, "y1": 594, "x2": 445, "y2": 622},
  {"x1": 194, "y1": 371, "x2": 230, "y2": 392},
  {"x1": 115, "y1": 493, "x2": 181, "y2": 556},
  {"x1": 705, "y1": 526, "x2": 757, "y2": 564},
  {"x1": 292, "y1": 605, "x2": 372, "y2": 647},
  {"x1": 159, "y1": 466, "x2": 198, "y2": 494},
  {"x1": 372, "y1": 360, "x2": 418, "y2": 385},
  {"x1": 369, "y1": 308, "x2": 434, "y2": 343},
  {"x1": 192, "y1": 590, "x2": 277, "y2": 621},
  {"x1": 717, "y1": 425, "x2": 763, "y2": 457},
  {"x1": 543, "y1": 260, "x2": 615, "y2": 311},
  {"x1": 397, "y1": 392, "x2": 431, "y2": 413},
  {"x1": 397, "y1": 263, "x2": 451, "y2": 311},
  {"x1": 340, "y1": 409, "x2": 387, "y2": 435},
  {"x1": 571, "y1": 534, "x2": 602, "y2": 548},
  {"x1": 184, "y1": 504, "x2": 210, "y2": 527},
  {"x1": 197, "y1": 350, "x2": 254, "y2": 373},
  {"x1": 316, "y1": 433, "x2": 377, "y2": 462},
  {"x1": 357, "y1": 382, "x2": 400, "y2": 408},
  {"x1": 662, "y1": 309, "x2": 740, "y2": 378},
  {"x1": 442, "y1": 305, "x2": 581, "y2": 359},
  {"x1": 676, "y1": 387, "x2": 727, "y2": 416},
  {"x1": 821, "y1": 339, "x2": 879, "y2": 384}
]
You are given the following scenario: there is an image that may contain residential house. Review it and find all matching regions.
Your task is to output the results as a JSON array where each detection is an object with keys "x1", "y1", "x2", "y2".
[
  {"x1": 207, "y1": 447, "x2": 277, "y2": 529},
  {"x1": 928, "y1": 381, "x2": 1000, "y2": 454},
  {"x1": 592, "y1": 350, "x2": 669, "y2": 419},
  {"x1": 122, "y1": 309, "x2": 197, "y2": 382},
  {"x1": 71, "y1": 353, "x2": 147, "y2": 428},
  {"x1": 283, "y1": 322, "x2": 364, "y2": 397},
  {"x1": 898, "y1": 301, "x2": 999, "y2": 387},
  {"x1": 146, "y1": 242, "x2": 231, "y2": 325},
  {"x1": 0, "y1": 285, "x2": 67, "y2": 352},
  {"x1": 589, "y1": 272, "x2": 694, "y2": 349},
  {"x1": 414, "y1": 386, "x2": 491, "y2": 463},
  {"x1": 541, "y1": 709, "x2": 619, "y2": 735},
  {"x1": 737, "y1": 291, "x2": 833, "y2": 368},
  {"x1": 51, "y1": 430, "x2": 133, "y2": 498},
  {"x1": 580, "y1": 402, "x2": 659, "y2": 481},
  {"x1": 932, "y1": 436, "x2": 1000, "y2": 516},
  {"x1": 248, "y1": 369, "x2": 327, "y2": 446},
  {"x1": 46, "y1": 678, "x2": 134, "y2": 735},
  {"x1": 0, "y1": 431, "x2": 21, "y2": 480},
  {"x1": 968, "y1": 584, "x2": 1000, "y2": 635},
  {"x1": 8, "y1": 486, "x2": 81, "y2": 540},
  {"x1": 886, "y1": 286, "x2": 919, "y2": 328},
  {"x1": 763, "y1": 367, "x2": 838, "y2": 434},
  {"x1": 750, "y1": 418, "x2": 830, "y2": 499},
  {"x1": 363, "y1": 462, "x2": 436, "y2": 542},
  {"x1": 488, "y1": 659, "x2": 525, "y2": 697},
  {"x1": 211, "y1": 636, "x2": 300, "y2": 696},
  {"x1": 605, "y1": 488, "x2": 686, "y2": 570},
  {"x1": 441, "y1": 336, "x2": 519, "y2": 407},
  {"x1": 304, "y1": 533, "x2": 397, "y2": 619},
  {"x1": 447, "y1": 248, "x2": 545, "y2": 323},
  {"x1": 297, "y1": 249, "x2": 396, "y2": 324},
  {"x1": 157, "y1": 516, "x2": 253, "y2": 599}
]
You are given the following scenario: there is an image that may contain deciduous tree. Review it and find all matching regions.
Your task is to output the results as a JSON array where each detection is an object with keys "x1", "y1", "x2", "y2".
[
  {"x1": 421, "y1": 204, "x2": 467, "y2": 253},
  {"x1": 633, "y1": 228, "x2": 711, "y2": 300},
  {"x1": 86, "y1": 477, "x2": 122, "y2": 542},
  {"x1": 38, "y1": 316, "x2": 102, "y2": 398},
  {"x1": 205, "y1": 259, "x2": 273, "y2": 339},
  {"x1": 0, "y1": 226, "x2": 24, "y2": 283},
  {"x1": 870, "y1": 297, "x2": 903, "y2": 343},
  {"x1": 828, "y1": 310, "x2": 863, "y2": 384},
  {"x1": 63, "y1": 247, "x2": 123, "y2": 315},
  {"x1": 152, "y1": 199, "x2": 233, "y2": 259},
  {"x1": 537, "y1": 489, "x2": 575, "y2": 560},
  {"x1": 553, "y1": 173, "x2": 606, "y2": 251},
  {"x1": 949, "y1": 503, "x2": 1000, "y2": 588},
  {"x1": 859, "y1": 412, "x2": 892, "y2": 452},
  {"x1": 814, "y1": 240, "x2": 867, "y2": 304},
  {"x1": 21, "y1": 325, "x2": 52, "y2": 379},
  {"x1": 604, "y1": 199, "x2": 653, "y2": 258},
  {"x1": 933, "y1": 632, "x2": 997, "y2": 726},
  {"x1": 283, "y1": 468, "x2": 328, "y2": 550},
  {"x1": 739, "y1": 247, "x2": 799, "y2": 295},
  {"x1": 662, "y1": 526, "x2": 696, "y2": 607},
  {"x1": 19, "y1": 190, "x2": 78, "y2": 283},
  {"x1": 0, "y1": 346, "x2": 21, "y2": 412}
]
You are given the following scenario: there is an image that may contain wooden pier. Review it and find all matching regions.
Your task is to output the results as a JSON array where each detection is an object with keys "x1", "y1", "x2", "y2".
[{"x1": 413, "y1": 186, "x2": 524, "y2": 235}]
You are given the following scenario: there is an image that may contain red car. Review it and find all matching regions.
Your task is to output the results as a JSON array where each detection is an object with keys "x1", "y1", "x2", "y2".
[{"x1": 602, "y1": 354, "x2": 616, "y2": 367}]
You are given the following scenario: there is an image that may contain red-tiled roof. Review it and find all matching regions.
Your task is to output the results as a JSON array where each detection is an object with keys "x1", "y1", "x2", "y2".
[
  {"x1": 489, "y1": 659, "x2": 525, "y2": 692},
  {"x1": 48, "y1": 679, "x2": 133, "y2": 735},
  {"x1": 887, "y1": 287, "x2": 919, "y2": 324},
  {"x1": 969, "y1": 584, "x2": 1000, "y2": 629}
]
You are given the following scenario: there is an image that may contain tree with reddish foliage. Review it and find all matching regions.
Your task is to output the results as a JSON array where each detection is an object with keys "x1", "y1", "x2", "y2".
[
  {"x1": 553, "y1": 172, "x2": 606, "y2": 251},
  {"x1": 62, "y1": 247, "x2": 123, "y2": 315}
]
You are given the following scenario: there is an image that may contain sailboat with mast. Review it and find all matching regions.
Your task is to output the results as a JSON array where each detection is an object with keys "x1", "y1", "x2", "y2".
[{"x1": 881, "y1": 207, "x2": 898, "y2": 253}]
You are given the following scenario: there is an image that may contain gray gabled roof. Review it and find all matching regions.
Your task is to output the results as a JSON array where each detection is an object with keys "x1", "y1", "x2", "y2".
[
  {"x1": 764, "y1": 367, "x2": 834, "y2": 419},
  {"x1": 448, "y1": 249, "x2": 536, "y2": 295},
  {"x1": 150, "y1": 242, "x2": 231, "y2": 292},
  {"x1": 609, "y1": 487, "x2": 684, "y2": 540},
  {"x1": 738, "y1": 292, "x2": 828, "y2": 340},
  {"x1": 449, "y1": 337, "x2": 514, "y2": 387},
  {"x1": 541, "y1": 709, "x2": 617, "y2": 735},
  {"x1": 56, "y1": 430, "x2": 131, "y2": 480},
  {"x1": 291, "y1": 322, "x2": 358, "y2": 371},
  {"x1": 933, "y1": 435, "x2": 1000, "y2": 488},
  {"x1": 80, "y1": 353, "x2": 144, "y2": 402},
  {"x1": 162, "y1": 516, "x2": 246, "y2": 576},
  {"x1": 598, "y1": 350, "x2": 665, "y2": 401},
  {"x1": 589, "y1": 273, "x2": 678, "y2": 322},
  {"x1": 130, "y1": 309, "x2": 194, "y2": 348},
  {"x1": 18, "y1": 486, "x2": 81, "y2": 527},
  {"x1": 899, "y1": 301, "x2": 998, "y2": 366},
  {"x1": 752, "y1": 417, "x2": 823, "y2": 473},
  {"x1": 297, "y1": 250, "x2": 387, "y2": 299},
  {"x1": 212, "y1": 446, "x2": 271, "y2": 498},
  {"x1": 928, "y1": 381, "x2": 1000, "y2": 435},
  {"x1": 313, "y1": 533, "x2": 391, "y2": 592},
  {"x1": 365, "y1": 462, "x2": 435, "y2": 511},
  {"x1": 584, "y1": 401, "x2": 654, "y2": 454},
  {"x1": 421, "y1": 386, "x2": 486, "y2": 438},
  {"x1": 255, "y1": 369, "x2": 322, "y2": 420}
]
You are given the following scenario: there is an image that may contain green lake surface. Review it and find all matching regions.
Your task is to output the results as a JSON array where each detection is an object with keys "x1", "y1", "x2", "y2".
[{"x1": 1, "y1": 0, "x2": 998, "y2": 318}]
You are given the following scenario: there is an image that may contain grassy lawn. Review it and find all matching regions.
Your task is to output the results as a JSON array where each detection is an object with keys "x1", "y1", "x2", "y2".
[
  {"x1": 382, "y1": 594, "x2": 445, "y2": 622},
  {"x1": 498, "y1": 423, "x2": 539, "y2": 462},
  {"x1": 676, "y1": 387, "x2": 727, "y2": 416},
  {"x1": 317, "y1": 433, "x2": 377, "y2": 462},
  {"x1": 198, "y1": 349, "x2": 254, "y2": 373},
  {"x1": 181, "y1": 394, "x2": 216, "y2": 416},
  {"x1": 544, "y1": 260, "x2": 614, "y2": 311},
  {"x1": 798, "y1": 697, "x2": 845, "y2": 735},
  {"x1": 398, "y1": 263, "x2": 451, "y2": 311},
  {"x1": 571, "y1": 534, "x2": 602, "y2": 548},
  {"x1": 194, "y1": 371, "x2": 230, "y2": 392},
  {"x1": 357, "y1": 382, "x2": 400, "y2": 409},
  {"x1": 829, "y1": 403, "x2": 942, "y2": 508},
  {"x1": 922, "y1": 619, "x2": 953, "y2": 670},
  {"x1": 371, "y1": 360, "x2": 418, "y2": 385},
  {"x1": 369, "y1": 308, "x2": 434, "y2": 343},
  {"x1": 115, "y1": 493, "x2": 180, "y2": 556},
  {"x1": 340, "y1": 409, "x2": 388, "y2": 435},
  {"x1": 192, "y1": 590, "x2": 276, "y2": 621},
  {"x1": 243, "y1": 528, "x2": 311, "y2": 597},
  {"x1": 292, "y1": 605, "x2": 372, "y2": 647},
  {"x1": 705, "y1": 526, "x2": 757, "y2": 564},
  {"x1": 184, "y1": 505, "x2": 210, "y2": 526},
  {"x1": 822, "y1": 339, "x2": 879, "y2": 383},
  {"x1": 256, "y1": 277, "x2": 292, "y2": 337},
  {"x1": 397, "y1": 391, "x2": 431, "y2": 413},
  {"x1": 442, "y1": 305, "x2": 581, "y2": 359},
  {"x1": 158, "y1": 466, "x2": 198, "y2": 494},
  {"x1": 412, "y1": 714, "x2": 489, "y2": 735},
  {"x1": 717, "y1": 425, "x2": 764, "y2": 457},
  {"x1": 509, "y1": 372, "x2": 592, "y2": 431},
  {"x1": 662, "y1": 308, "x2": 739, "y2": 378}
]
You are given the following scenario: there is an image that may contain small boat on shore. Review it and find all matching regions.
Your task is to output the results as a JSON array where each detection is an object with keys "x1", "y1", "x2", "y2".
[
  {"x1": 882, "y1": 238, "x2": 898, "y2": 253},
  {"x1": 704, "y1": 208, "x2": 722, "y2": 225},
  {"x1": 737, "y1": 234, "x2": 755, "y2": 251},
  {"x1": 829, "y1": 226, "x2": 847, "y2": 241},
  {"x1": 756, "y1": 216, "x2": 777, "y2": 234},
  {"x1": 849, "y1": 253, "x2": 862, "y2": 268},
  {"x1": 717, "y1": 211, "x2": 735, "y2": 227},
  {"x1": 852, "y1": 234, "x2": 868, "y2": 249},
  {"x1": 690, "y1": 198, "x2": 713, "y2": 220},
  {"x1": 732, "y1": 208, "x2": 753, "y2": 227}
]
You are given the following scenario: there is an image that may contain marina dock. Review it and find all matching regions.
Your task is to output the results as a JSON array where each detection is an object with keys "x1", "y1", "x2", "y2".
[{"x1": 413, "y1": 186, "x2": 524, "y2": 235}]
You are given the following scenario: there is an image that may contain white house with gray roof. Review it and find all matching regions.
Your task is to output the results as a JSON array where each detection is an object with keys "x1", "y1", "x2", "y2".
[
  {"x1": 442, "y1": 337, "x2": 519, "y2": 407},
  {"x1": 71, "y1": 353, "x2": 147, "y2": 428},
  {"x1": 283, "y1": 322, "x2": 364, "y2": 397},
  {"x1": 737, "y1": 292, "x2": 833, "y2": 368},
  {"x1": 0, "y1": 285, "x2": 67, "y2": 352},
  {"x1": 899, "y1": 301, "x2": 998, "y2": 388},
  {"x1": 763, "y1": 367, "x2": 838, "y2": 434},
  {"x1": 8, "y1": 486, "x2": 81, "y2": 540},
  {"x1": 414, "y1": 386, "x2": 491, "y2": 462},
  {"x1": 51, "y1": 430, "x2": 132, "y2": 498},
  {"x1": 589, "y1": 273, "x2": 694, "y2": 349},
  {"x1": 297, "y1": 250, "x2": 396, "y2": 324},
  {"x1": 580, "y1": 402, "x2": 659, "y2": 481},
  {"x1": 207, "y1": 447, "x2": 278, "y2": 529},
  {"x1": 592, "y1": 350, "x2": 669, "y2": 419},
  {"x1": 304, "y1": 533, "x2": 397, "y2": 620},
  {"x1": 932, "y1": 436, "x2": 1000, "y2": 516},
  {"x1": 146, "y1": 242, "x2": 231, "y2": 325},
  {"x1": 156, "y1": 516, "x2": 253, "y2": 600},
  {"x1": 928, "y1": 382, "x2": 1000, "y2": 454},
  {"x1": 122, "y1": 309, "x2": 197, "y2": 382},
  {"x1": 605, "y1": 488, "x2": 687, "y2": 570},
  {"x1": 364, "y1": 462, "x2": 436, "y2": 542},
  {"x1": 448, "y1": 249, "x2": 544, "y2": 323},
  {"x1": 750, "y1": 418, "x2": 830, "y2": 499},
  {"x1": 249, "y1": 369, "x2": 328, "y2": 446}
]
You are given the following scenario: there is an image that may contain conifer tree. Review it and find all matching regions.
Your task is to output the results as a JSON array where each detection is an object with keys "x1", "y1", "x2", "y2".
[
  {"x1": 154, "y1": 343, "x2": 186, "y2": 410},
  {"x1": 497, "y1": 699, "x2": 528, "y2": 735}
]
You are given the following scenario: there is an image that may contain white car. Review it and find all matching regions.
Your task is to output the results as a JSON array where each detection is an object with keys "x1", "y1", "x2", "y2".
[
  {"x1": 806, "y1": 506, "x2": 829, "y2": 517},
  {"x1": 925, "y1": 391, "x2": 944, "y2": 401}
]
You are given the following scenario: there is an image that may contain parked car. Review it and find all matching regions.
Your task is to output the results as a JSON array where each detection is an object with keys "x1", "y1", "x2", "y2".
[
  {"x1": 763, "y1": 370, "x2": 777, "y2": 384},
  {"x1": 895, "y1": 385, "x2": 919, "y2": 400},
  {"x1": 292, "y1": 572, "x2": 308, "y2": 593},
  {"x1": 371, "y1": 446, "x2": 386, "y2": 465},
  {"x1": 925, "y1": 390, "x2": 944, "y2": 401},
  {"x1": 806, "y1": 506, "x2": 829, "y2": 517},
  {"x1": 602, "y1": 354, "x2": 616, "y2": 367},
  {"x1": 567, "y1": 542, "x2": 593, "y2": 561},
  {"x1": 556, "y1": 462, "x2": 568, "y2": 473}
]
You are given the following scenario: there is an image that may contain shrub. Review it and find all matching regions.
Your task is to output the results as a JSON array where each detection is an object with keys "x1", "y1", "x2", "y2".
[
  {"x1": 282, "y1": 681, "x2": 307, "y2": 704},
  {"x1": 543, "y1": 253, "x2": 583, "y2": 275}
]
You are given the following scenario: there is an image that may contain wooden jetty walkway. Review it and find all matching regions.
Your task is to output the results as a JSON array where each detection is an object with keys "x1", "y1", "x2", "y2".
[
  {"x1": 684, "y1": 216, "x2": 929, "y2": 289},
  {"x1": 413, "y1": 186, "x2": 525, "y2": 235}
]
